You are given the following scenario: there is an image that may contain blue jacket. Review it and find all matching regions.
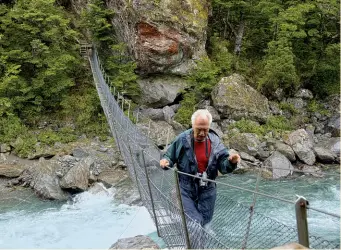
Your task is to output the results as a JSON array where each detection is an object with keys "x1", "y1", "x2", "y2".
[{"x1": 162, "y1": 128, "x2": 237, "y2": 182}]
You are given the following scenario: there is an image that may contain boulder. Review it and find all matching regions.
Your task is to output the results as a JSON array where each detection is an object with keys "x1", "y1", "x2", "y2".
[
  {"x1": 110, "y1": 235, "x2": 159, "y2": 249},
  {"x1": 313, "y1": 147, "x2": 337, "y2": 163},
  {"x1": 24, "y1": 158, "x2": 68, "y2": 200},
  {"x1": 0, "y1": 163, "x2": 26, "y2": 178},
  {"x1": 284, "y1": 129, "x2": 315, "y2": 165},
  {"x1": 263, "y1": 151, "x2": 293, "y2": 179},
  {"x1": 295, "y1": 89, "x2": 313, "y2": 99},
  {"x1": 268, "y1": 140, "x2": 296, "y2": 162},
  {"x1": 59, "y1": 157, "x2": 92, "y2": 191},
  {"x1": 136, "y1": 76, "x2": 187, "y2": 107},
  {"x1": 227, "y1": 133, "x2": 261, "y2": 156},
  {"x1": 137, "y1": 120, "x2": 177, "y2": 147},
  {"x1": 316, "y1": 137, "x2": 340, "y2": 157},
  {"x1": 211, "y1": 74, "x2": 270, "y2": 122}
]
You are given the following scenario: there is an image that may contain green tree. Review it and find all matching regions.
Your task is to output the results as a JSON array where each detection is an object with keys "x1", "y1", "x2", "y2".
[
  {"x1": 0, "y1": 0, "x2": 81, "y2": 123},
  {"x1": 258, "y1": 38, "x2": 299, "y2": 95}
]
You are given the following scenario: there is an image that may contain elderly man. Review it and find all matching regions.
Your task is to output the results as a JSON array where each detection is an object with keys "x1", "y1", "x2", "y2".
[{"x1": 160, "y1": 109, "x2": 240, "y2": 227}]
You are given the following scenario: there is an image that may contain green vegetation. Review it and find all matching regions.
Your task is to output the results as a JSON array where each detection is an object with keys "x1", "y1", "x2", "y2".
[
  {"x1": 307, "y1": 99, "x2": 330, "y2": 116},
  {"x1": 278, "y1": 102, "x2": 299, "y2": 115},
  {"x1": 176, "y1": 0, "x2": 339, "y2": 126},
  {"x1": 228, "y1": 116, "x2": 293, "y2": 137},
  {"x1": 0, "y1": 0, "x2": 339, "y2": 156},
  {"x1": 0, "y1": 0, "x2": 110, "y2": 155},
  {"x1": 175, "y1": 57, "x2": 220, "y2": 126},
  {"x1": 209, "y1": 0, "x2": 339, "y2": 98}
]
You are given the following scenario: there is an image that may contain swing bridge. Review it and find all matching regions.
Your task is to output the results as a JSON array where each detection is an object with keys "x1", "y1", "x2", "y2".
[{"x1": 82, "y1": 44, "x2": 340, "y2": 249}]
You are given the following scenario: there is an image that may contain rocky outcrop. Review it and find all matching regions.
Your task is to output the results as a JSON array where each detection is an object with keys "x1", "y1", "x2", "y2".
[
  {"x1": 25, "y1": 158, "x2": 69, "y2": 200},
  {"x1": 136, "y1": 76, "x2": 187, "y2": 107},
  {"x1": 211, "y1": 74, "x2": 270, "y2": 122},
  {"x1": 108, "y1": 0, "x2": 209, "y2": 75}
]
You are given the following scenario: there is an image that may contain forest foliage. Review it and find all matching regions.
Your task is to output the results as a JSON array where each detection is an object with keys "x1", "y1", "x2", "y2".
[{"x1": 0, "y1": 0, "x2": 339, "y2": 153}]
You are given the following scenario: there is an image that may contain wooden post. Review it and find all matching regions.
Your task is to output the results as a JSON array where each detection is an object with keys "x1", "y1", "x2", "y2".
[{"x1": 295, "y1": 196, "x2": 309, "y2": 248}]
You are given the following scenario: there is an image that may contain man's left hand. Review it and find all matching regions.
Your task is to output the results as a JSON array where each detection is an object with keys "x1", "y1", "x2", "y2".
[{"x1": 229, "y1": 154, "x2": 241, "y2": 164}]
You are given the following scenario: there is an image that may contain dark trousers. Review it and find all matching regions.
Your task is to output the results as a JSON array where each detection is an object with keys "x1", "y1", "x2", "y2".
[{"x1": 180, "y1": 181, "x2": 217, "y2": 226}]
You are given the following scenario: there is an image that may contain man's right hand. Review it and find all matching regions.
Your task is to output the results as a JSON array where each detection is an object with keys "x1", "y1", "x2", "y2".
[{"x1": 160, "y1": 159, "x2": 169, "y2": 169}]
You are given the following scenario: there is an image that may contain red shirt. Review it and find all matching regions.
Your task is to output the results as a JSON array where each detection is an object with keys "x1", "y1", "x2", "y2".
[{"x1": 194, "y1": 138, "x2": 211, "y2": 173}]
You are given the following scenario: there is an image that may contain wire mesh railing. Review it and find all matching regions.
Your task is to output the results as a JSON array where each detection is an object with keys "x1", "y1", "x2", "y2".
[{"x1": 87, "y1": 46, "x2": 340, "y2": 249}]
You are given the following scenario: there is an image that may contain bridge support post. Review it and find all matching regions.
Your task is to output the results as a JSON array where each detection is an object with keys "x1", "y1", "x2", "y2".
[
  {"x1": 142, "y1": 150, "x2": 161, "y2": 237},
  {"x1": 128, "y1": 145, "x2": 142, "y2": 199},
  {"x1": 295, "y1": 196, "x2": 309, "y2": 248},
  {"x1": 174, "y1": 168, "x2": 191, "y2": 249}
]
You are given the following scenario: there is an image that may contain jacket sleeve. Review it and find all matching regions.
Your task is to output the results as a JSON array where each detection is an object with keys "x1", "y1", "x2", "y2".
[
  {"x1": 161, "y1": 136, "x2": 182, "y2": 169},
  {"x1": 217, "y1": 146, "x2": 237, "y2": 174}
]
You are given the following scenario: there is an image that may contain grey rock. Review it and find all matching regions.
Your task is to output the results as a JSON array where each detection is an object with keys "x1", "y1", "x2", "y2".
[
  {"x1": 240, "y1": 152, "x2": 256, "y2": 162},
  {"x1": 25, "y1": 159, "x2": 68, "y2": 200},
  {"x1": 274, "y1": 88, "x2": 285, "y2": 101},
  {"x1": 295, "y1": 89, "x2": 313, "y2": 99},
  {"x1": 326, "y1": 115, "x2": 340, "y2": 137},
  {"x1": 286, "y1": 97, "x2": 306, "y2": 109},
  {"x1": 274, "y1": 141, "x2": 296, "y2": 162},
  {"x1": 140, "y1": 108, "x2": 164, "y2": 121},
  {"x1": 228, "y1": 133, "x2": 261, "y2": 156},
  {"x1": 0, "y1": 143, "x2": 11, "y2": 153},
  {"x1": 0, "y1": 163, "x2": 26, "y2": 178},
  {"x1": 60, "y1": 158, "x2": 92, "y2": 191},
  {"x1": 136, "y1": 76, "x2": 187, "y2": 107},
  {"x1": 313, "y1": 147, "x2": 337, "y2": 163},
  {"x1": 72, "y1": 148, "x2": 89, "y2": 158},
  {"x1": 211, "y1": 122, "x2": 224, "y2": 138},
  {"x1": 211, "y1": 74, "x2": 270, "y2": 122},
  {"x1": 316, "y1": 137, "x2": 340, "y2": 157},
  {"x1": 162, "y1": 106, "x2": 175, "y2": 123},
  {"x1": 263, "y1": 151, "x2": 293, "y2": 179},
  {"x1": 110, "y1": 235, "x2": 159, "y2": 249},
  {"x1": 285, "y1": 129, "x2": 315, "y2": 165}
]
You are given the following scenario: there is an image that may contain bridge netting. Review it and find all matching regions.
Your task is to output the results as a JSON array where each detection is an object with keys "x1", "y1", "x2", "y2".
[{"x1": 88, "y1": 47, "x2": 339, "y2": 249}]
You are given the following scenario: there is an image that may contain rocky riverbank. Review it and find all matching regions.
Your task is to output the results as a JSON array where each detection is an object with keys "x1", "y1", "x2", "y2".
[{"x1": 0, "y1": 138, "x2": 140, "y2": 204}]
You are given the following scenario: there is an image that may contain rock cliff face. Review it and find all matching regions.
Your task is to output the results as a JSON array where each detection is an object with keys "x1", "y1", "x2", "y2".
[{"x1": 107, "y1": 0, "x2": 210, "y2": 75}]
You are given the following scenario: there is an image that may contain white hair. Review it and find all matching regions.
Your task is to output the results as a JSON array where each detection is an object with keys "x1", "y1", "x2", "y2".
[{"x1": 191, "y1": 109, "x2": 212, "y2": 126}]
